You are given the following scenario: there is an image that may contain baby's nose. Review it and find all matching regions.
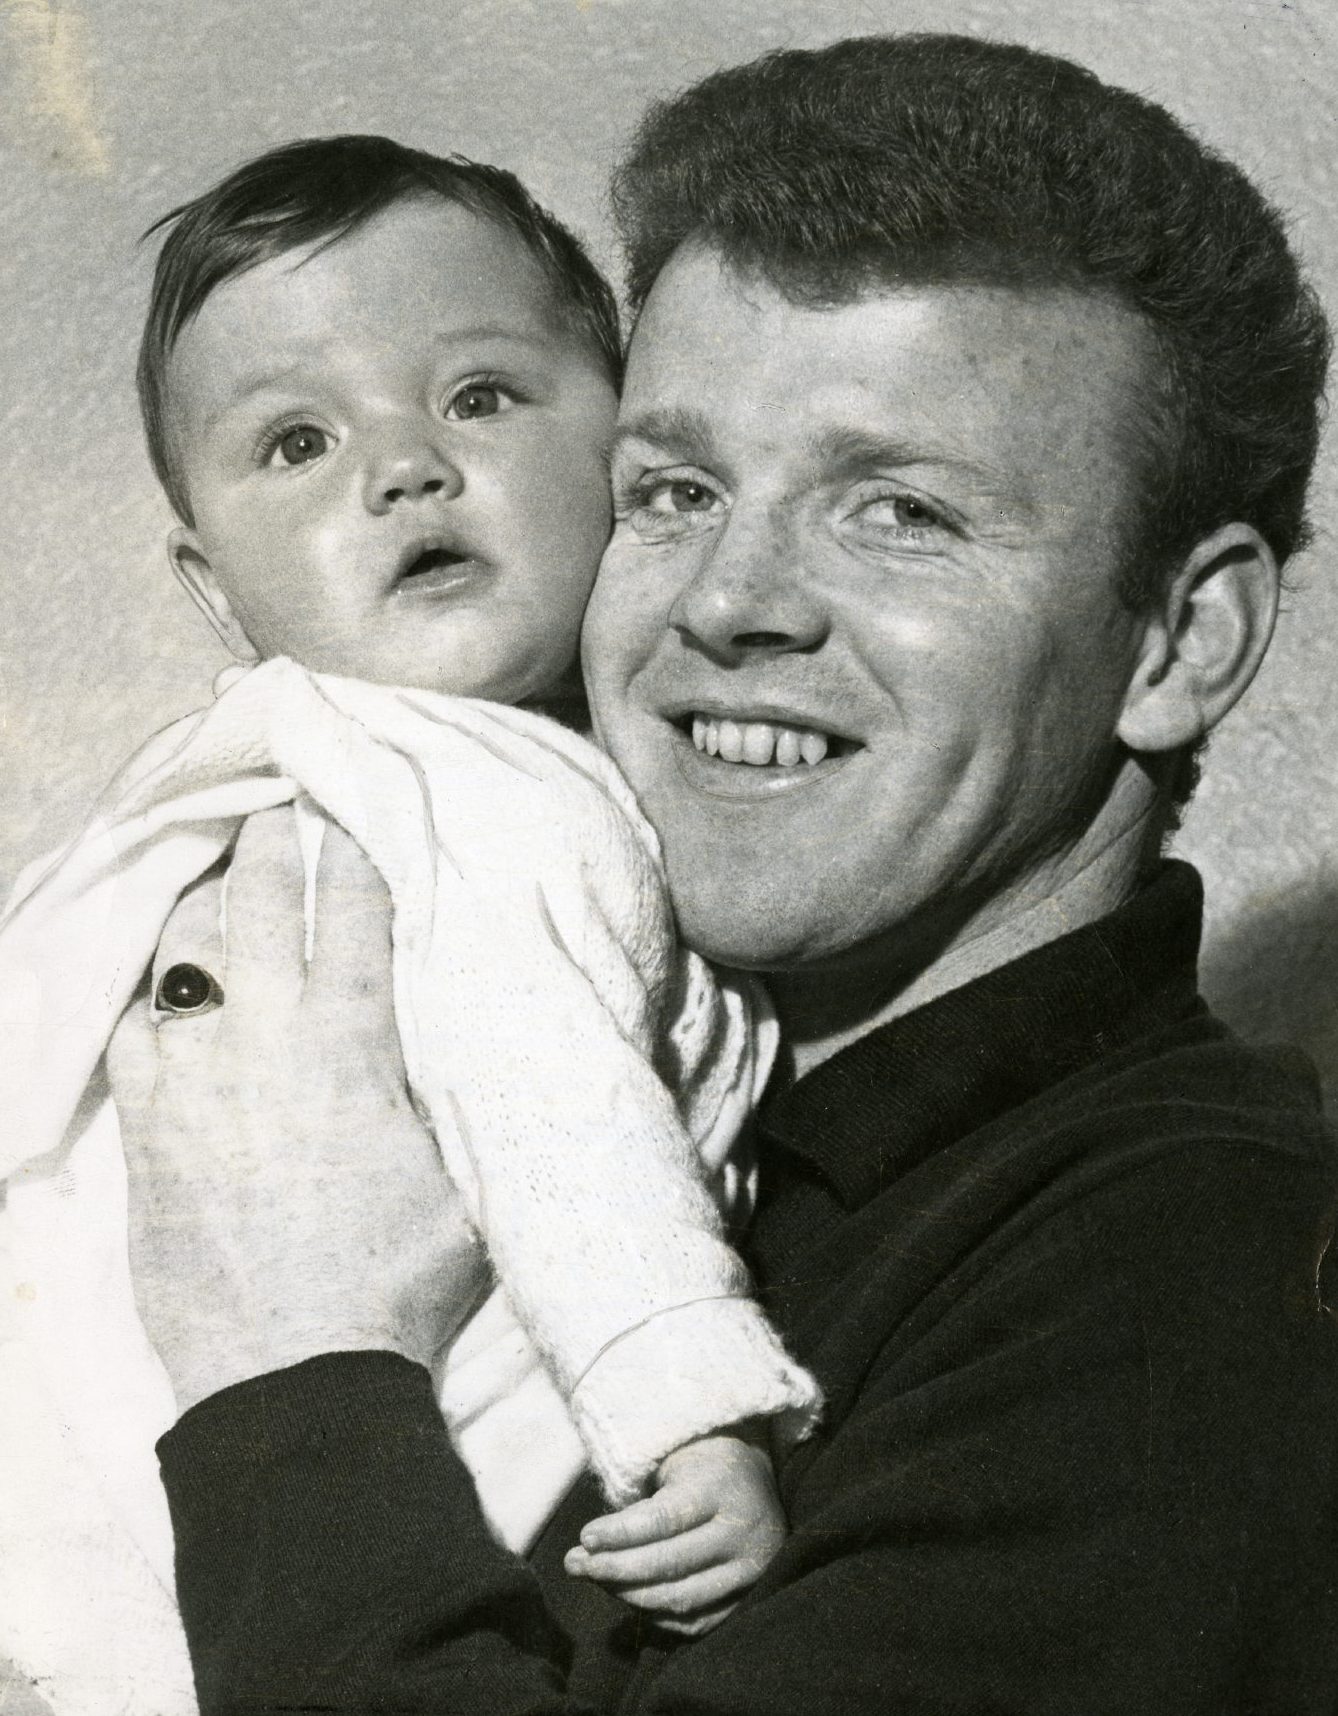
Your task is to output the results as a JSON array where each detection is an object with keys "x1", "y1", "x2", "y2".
[{"x1": 365, "y1": 440, "x2": 463, "y2": 513}]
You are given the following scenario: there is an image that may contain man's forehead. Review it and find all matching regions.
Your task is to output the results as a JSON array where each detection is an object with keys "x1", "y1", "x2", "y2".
[
  {"x1": 617, "y1": 259, "x2": 1155, "y2": 503},
  {"x1": 629, "y1": 243, "x2": 1151, "y2": 369}
]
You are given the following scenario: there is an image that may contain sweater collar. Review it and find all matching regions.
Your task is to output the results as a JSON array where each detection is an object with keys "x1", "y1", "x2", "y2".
[{"x1": 756, "y1": 860, "x2": 1206, "y2": 1210}]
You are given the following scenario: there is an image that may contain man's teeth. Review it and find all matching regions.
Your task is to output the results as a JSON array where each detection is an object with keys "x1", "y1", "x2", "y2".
[{"x1": 689, "y1": 716, "x2": 831, "y2": 767}]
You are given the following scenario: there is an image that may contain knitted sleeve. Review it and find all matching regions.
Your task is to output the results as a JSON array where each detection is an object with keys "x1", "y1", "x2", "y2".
[
  {"x1": 301, "y1": 671, "x2": 819, "y2": 1501},
  {"x1": 74, "y1": 660, "x2": 818, "y2": 1501}
]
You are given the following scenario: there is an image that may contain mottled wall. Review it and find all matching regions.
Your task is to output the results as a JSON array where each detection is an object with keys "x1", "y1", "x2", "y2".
[{"x1": 2, "y1": 0, "x2": 1335, "y2": 1095}]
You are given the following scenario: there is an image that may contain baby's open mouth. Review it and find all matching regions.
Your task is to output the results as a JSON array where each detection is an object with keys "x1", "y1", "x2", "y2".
[
  {"x1": 390, "y1": 533, "x2": 486, "y2": 595},
  {"x1": 398, "y1": 545, "x2": 469, "y2": 582}
]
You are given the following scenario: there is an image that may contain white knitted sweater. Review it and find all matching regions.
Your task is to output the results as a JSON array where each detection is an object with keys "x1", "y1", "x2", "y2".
[{"x1": 0, "y1": 659, "x2": 819, "y2": 1716}]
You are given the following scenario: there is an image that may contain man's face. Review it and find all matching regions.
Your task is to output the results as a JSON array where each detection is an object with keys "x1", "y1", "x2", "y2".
[
  {"x1": 166, "y1": 197, "x2": 617, "y2": 703},
  {"x1": 582, "y1": 246, "x2": 1153, "y2": 972}
]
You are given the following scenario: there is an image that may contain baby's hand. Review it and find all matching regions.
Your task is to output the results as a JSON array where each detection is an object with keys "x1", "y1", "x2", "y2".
[{"x1": 563, "y1": 1431, "x2": 786, "y2": 1637}]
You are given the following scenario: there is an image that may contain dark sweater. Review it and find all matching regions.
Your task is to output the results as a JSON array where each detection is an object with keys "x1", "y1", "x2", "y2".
[{"x1": 159, "y1": 862, "x2": 1338, "y2": 1713}]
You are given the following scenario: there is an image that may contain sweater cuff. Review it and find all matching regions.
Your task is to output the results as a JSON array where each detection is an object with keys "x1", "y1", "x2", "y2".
[
  {"x1": 156, "y1": 1351, "x2": 573, "y2": 1715},
  {"x1": 159, "y1": 1350, "x2": 441, "y2": 1507},
  {"x1": 568, "y1": 1298, "x2": 822, "y2": 1504}
]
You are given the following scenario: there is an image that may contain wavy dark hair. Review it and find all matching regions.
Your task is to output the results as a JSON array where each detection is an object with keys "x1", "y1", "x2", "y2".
[
  {"x1": 138, "y1": 134, "x2": 621, "y2": 524},
  {"x1": 613, "y1": 35, "x2": 1329, "y2": 610}
]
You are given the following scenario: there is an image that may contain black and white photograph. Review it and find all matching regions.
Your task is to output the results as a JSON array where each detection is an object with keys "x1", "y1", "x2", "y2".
[{"x1": 1, "y1": 2, "x2": 1336, "y2": 1710}]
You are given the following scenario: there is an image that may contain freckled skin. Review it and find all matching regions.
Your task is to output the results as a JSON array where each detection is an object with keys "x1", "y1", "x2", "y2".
[{"x1": 583, "y1": 248, "x2": 1158, "y2": 987}]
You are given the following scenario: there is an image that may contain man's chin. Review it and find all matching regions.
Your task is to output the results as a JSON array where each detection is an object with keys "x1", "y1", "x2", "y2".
[{"x1": 667, "y1": 879, "x2": 834, "y2": 975}]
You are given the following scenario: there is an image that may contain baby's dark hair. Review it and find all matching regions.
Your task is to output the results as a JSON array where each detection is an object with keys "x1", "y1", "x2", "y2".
[{"x1": 138, "y1": 134, "x2": 622, "y2": 523}]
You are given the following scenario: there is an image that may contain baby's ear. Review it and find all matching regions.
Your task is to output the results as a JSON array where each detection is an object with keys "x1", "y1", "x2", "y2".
[{"x1": 168, "y1": 528, "x2": 260, "y2": 663}]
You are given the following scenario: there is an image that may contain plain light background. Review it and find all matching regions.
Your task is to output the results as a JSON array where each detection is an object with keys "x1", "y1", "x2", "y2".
[{"x1": 1, "y1": 0, "x2": 1335, "y2": 1096}]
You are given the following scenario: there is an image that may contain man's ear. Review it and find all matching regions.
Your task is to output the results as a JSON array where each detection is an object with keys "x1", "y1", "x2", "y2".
[
  {"x1": 167, "y1": 527, "x2": 260, "y2": 663},
  {"x1": 1117, "y1": 523, "x2": 1279, "y2": 755}
]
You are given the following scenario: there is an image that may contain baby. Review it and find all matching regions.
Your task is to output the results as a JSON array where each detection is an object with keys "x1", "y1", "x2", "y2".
[{"x1": 0, "y1": 136, "x2": 819, "y2": 1711}]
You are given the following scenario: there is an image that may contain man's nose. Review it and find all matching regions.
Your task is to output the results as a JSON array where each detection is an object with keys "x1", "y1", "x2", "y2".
[
  {"x1": 667, "y1": 507, "x2": 830, "y2": 660},
  {"x1": 363, "y1": 431, "x2": 463, "y2": 516}
]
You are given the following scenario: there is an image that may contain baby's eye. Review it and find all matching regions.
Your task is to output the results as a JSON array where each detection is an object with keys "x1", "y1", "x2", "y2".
[
  {"x1": 268, "y1": 425, "x2": 329, "y2": 467},
  {"x1": 447, "y1": 383, "x2": 506, "y2": 420}
]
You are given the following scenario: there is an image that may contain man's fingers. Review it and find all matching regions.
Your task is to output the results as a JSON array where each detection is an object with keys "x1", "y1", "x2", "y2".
[
  {"x1": 151, "y1": 867, "x2": 227, "y2": 1015},
  {"x1": 306, "y1": 823, "x2": 396, "y2": 1009},
  {"x1": 222, "y1": 807, "x2": 307, "y2": 1009},
  {"x1": 107, "y1": 997, "x2": 160, "y2": 1134}
]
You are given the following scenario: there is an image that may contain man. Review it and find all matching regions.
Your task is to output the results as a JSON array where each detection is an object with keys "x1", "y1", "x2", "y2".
[{"x1": 111, "y1": 34, "x2": 1338, "y2": 1714}]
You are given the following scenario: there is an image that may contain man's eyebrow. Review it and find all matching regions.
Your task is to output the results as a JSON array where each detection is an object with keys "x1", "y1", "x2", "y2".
[
  {"x1": 609, "y1": 406, "x2": 722, "y2": 465},
  {"x1": 809, "y1": 425, "x2": 1026, "y2": 503},
  {"x1": 609, "y1": 413, "x2": 1034, "y2": 512}
]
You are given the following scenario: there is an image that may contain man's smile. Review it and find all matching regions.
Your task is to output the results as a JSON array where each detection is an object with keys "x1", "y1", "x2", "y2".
[
  {"x1": 691, "y1": 716, "x2": 832, "y2": 766},
  {"x1": 660, "y1": 704, "x2": 863, "y2": 796}
]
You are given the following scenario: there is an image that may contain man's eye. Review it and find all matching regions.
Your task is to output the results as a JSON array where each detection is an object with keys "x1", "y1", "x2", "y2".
[
  {"x1": 641, "y1": 479, "x2": 719, "y2": 514},
  {"x1": 269, "y1": 425, "x2": 329, "y2": 467},
  {"x1": 856, "y1": 492, "x2": 948, "y2": 534},
  {"x1": 447, "y1": 384, "x2": 505, "y2": 420},
  {"x1": 613, "y1": 470, "x2": 726, "y2": 541}
]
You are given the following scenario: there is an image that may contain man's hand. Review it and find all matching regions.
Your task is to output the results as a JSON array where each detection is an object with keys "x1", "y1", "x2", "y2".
[{"x1": 108, "y1": 807, "x2": 485, "y2": 1415}]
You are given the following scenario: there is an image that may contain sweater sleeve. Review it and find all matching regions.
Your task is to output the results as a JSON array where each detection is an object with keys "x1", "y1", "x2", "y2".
[
  {"x1": 159, "y1": 1144, "x2": 1338, "y2": 1716},
  {"x1": 160, "y1": 1354, "x2": 569, "y2": 1716}
]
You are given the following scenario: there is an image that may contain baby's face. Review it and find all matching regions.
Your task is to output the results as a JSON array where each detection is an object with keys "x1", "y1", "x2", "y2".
[{"x1": 165, "y1": 197, "x2": 618, "y2": 702}]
